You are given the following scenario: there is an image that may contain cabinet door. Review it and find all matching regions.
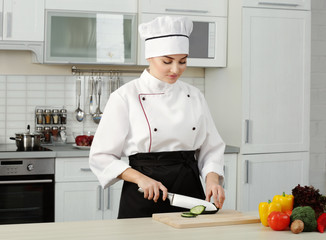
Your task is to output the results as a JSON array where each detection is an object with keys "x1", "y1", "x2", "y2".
[
  {"x1": 3, "y1": 0, "x2": 44, "y2": 41},
  {"x1": 243, "y1": 0, "x2": 310, "y2": 10},
  {"x1": 223, "y1": 154, "x2": 237, "y2": 210},
  {"x1": 242, "y1": 8, "x2": 310, "y2": 154},
  {"x1": 0, "y1": 0, "x2": 3, "y2": 40},
  {"x1": 103, "y1": 182, "x2": 123, "y2": 220},
  {"x1": 237, "y1": 152, "x2": 309, "y2": 211},
  {"x1": 55, "y1": 182, "x2": 103, "y2": 222}
]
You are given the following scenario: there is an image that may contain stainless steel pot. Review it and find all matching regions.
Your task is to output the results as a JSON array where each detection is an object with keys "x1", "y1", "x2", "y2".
[{"x1": 10, "y1": 125, "x2": 43, "y2": 150}]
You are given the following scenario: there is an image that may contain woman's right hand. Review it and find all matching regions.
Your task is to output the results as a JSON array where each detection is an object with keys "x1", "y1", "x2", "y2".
[
  {"x1": 137, "y1": 176, "x2": 168, "y2": 202},
  {"x1": 118, "y1": 168, "x2": 168, "y2": 202}
]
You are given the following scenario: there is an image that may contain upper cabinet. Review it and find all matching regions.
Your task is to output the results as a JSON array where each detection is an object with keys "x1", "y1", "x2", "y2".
[
  {"x1": 241, "y1": 5, "x2": 311, "y2": 154},
  {"x1": 243, "y1": 0, "x2": 310, "y2": 10},
  {"x1": 138, "y1": 0, "x2": 228, "y2": 67},
  {"x1": 44, "y1": 0, "x2": 137, "y2": 64},
  {"x1": 0, "y1": 0, "x2": 44, "y2": 62},
  {"x1": 1, "y1": 0, "x2": 44, "y2": 41}
]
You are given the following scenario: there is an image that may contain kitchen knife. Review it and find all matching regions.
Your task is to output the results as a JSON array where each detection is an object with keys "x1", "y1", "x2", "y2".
[{"x1": 138, "y1": 188, "x2": 219, "y2": 213}]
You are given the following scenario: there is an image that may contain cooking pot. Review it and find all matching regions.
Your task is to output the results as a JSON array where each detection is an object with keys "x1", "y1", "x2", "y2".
[{"x1": 10, "y1": 125, "x2": 43, "y2": 150}]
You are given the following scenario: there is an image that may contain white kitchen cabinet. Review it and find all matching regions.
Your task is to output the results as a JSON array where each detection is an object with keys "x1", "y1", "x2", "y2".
[
  {"x1": 237, "y1": 152, "x2": 309, "y2": 211},
  {"x1": 45, "y1": 0, "x2": 137, "y2": 13},
  {"x1": 241, "y1": 7, "x2": 310, "y2": 154},
  {"x1": 55, "y1": 157, "x2": 123, "y2": 222},
  {"x1": 242, "y1": 0, "x2": 310, "y2": 10},
  {"x1": 1, "y1": 0, "x2": 44, "y2": 41},
  {"x1": 222, "y1": 154, "x2": 237, "y2": 210}
]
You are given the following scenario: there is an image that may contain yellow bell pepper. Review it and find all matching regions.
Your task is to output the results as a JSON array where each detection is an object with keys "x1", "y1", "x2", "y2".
[
  {"x1": 272, "y1": 192, "x2": 294, "y2": 212},
  {"x1": 258, "y1": 200, "x2": 282, "y2": 227}
]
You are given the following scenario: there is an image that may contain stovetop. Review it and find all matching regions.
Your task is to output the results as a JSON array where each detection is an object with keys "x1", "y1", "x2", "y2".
[{"x1": 0, "y1": 144, "x2": 52, "y2": 152}]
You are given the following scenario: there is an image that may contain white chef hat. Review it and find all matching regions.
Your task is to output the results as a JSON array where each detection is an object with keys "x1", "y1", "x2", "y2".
[{"x1": 139, "y1": 16, "x2": 193, "y2": 59}]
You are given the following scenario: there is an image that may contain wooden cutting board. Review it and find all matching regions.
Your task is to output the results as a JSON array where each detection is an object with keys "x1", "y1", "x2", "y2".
[{"x1": 152, "y1": 209, "x2": 261, "y2": 229}]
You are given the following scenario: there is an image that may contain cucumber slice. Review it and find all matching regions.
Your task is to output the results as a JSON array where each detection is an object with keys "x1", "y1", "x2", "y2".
[
  {"x1": 181, "y1": 212, "x2": 197, "y2": 218},
  {"x1": 190, "y1": 205, "x2": 206, "y2": 215}
]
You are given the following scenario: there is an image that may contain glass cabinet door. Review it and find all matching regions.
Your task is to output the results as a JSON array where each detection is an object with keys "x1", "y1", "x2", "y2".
[{"x1": 45, "y1": 11, "x2": 137, "y2": 64}]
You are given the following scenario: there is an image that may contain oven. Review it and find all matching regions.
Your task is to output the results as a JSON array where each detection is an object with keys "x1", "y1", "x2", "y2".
[{"x1": 0, "y1": 157, "x2": 55, "y2": 224}]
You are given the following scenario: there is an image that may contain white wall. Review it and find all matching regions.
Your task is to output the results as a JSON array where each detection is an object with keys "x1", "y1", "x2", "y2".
[
  {"x1": 205, "y1": 0, "x2": 242, "y2": 147},
  {"x1": 310, "y1": 0, "x2": 326, "y2": 193}
]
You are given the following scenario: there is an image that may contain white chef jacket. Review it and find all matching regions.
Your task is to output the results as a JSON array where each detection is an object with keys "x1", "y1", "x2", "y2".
[{"x1": 89, "y1": 69, "x2": 225, "y2": 188}]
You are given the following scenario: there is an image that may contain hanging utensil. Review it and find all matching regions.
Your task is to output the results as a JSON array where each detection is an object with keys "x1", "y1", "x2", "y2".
[
  {"x1": 89, "y1": 75, "x2": 95, "y2": 114},
  {"x1": 93, "y1": 75, "x2": 103, "y2": 124},
  {"x1": 75, "y1": 76, "x2": 85, "y2": 122}
]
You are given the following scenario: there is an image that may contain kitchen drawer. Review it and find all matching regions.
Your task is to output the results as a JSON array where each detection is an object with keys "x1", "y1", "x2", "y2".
[
  {"x1": 139, "y1": 0, "x2": 228, "y2": 17},
  {"x1": 55, "y1": 157, "x2": 97, "y2": 182},
  {"x1": 242, "y1": 0, "x2": 310, "y2": 10}
]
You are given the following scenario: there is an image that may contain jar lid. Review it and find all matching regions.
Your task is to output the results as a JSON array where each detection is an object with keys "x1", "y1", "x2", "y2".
[
  {"x1": 44, "y1": 127, "x2": 51, "y2": 130},
  {"x1": 52, "y1": 126, "x2": 59, "y2": 130},
  {"x1": 45, "y1": 109, "x2": 52, "y2": 113},
  {"x1": 36, "y1": 126, "x2": 44, "y2": 131},
  {"x1": 60, "y1": 109, "x2": 67, "y2": 113},
  {"x1": 52, "y1": 109, "x2": 60, "y2": 113},
  {"x1": 59, "y1": 126, "x2": 66, "y2": 130},
  {"x1": 36, "y1": 109, "x2": 43, "y2": 113}
]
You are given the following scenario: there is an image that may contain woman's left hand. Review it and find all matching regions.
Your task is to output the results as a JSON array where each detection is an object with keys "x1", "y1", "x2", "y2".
[{"x1": 205, "y1": 172, "x2": 225, "y2": 209}]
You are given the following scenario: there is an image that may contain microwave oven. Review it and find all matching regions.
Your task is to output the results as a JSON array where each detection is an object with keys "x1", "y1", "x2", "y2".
[{"x1": 138, "y1": 13, "x2": 227, "y2": 67}]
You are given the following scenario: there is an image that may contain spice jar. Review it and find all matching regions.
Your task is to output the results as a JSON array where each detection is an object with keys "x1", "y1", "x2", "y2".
[
  {"x1": 60, "y1": 109, "x2": 67, "y2": 124},
  {"x1": 44, "y1": 109, "x2": 52, "y2": 124},
  {"x1": 52, "y1": 109, "x2": 60, "y2": 124},
  {"x1": 44, "y1": 127, "x2": 51, "y2": 143},
  {"x1": 52, "y1": 126, "x2": 59, "y2": 141},
  {"x1": 59, "y1": 126, "x2": 67, "y2": 143},
  {"x1": 36, "y1": 109, "x2": 44, "y2": 124}
]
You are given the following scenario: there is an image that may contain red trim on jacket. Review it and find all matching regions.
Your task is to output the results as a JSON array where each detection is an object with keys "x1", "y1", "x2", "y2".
[{"x1": 138, "y1": 93, "x2": 164, "y2": 152}]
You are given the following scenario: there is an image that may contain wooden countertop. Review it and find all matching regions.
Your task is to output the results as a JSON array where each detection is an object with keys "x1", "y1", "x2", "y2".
[{"x1": 0, "y1": 218, "x2": 323, "y2": 240}]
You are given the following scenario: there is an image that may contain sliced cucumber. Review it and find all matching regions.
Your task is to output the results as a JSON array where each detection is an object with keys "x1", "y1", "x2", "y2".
[
  {"x1": 190, "y1": 205, "x2": 206, "y2": 215},
  {"x1": 181, "y1": 212, "x2": 197, "y2": 218}
]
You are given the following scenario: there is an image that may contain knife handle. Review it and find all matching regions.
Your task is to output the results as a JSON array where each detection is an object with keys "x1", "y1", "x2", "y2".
[{"x1": 137, "y1": 188, "x2": 173, "y2": 201}]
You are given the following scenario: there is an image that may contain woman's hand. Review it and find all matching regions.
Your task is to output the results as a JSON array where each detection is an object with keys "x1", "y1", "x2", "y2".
[
  {"x1": 137, "y1": 176, "x2": 168, "y2": 203},
  {"x1": 118, "y1": 168, "x2": 168, "y2": 202},
  {"x1": 205, "y1": 172, "x2": 225, "y2": 209}
]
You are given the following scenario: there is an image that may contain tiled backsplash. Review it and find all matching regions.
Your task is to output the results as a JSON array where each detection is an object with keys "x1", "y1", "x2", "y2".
[{"x1": 0, "y1": 75, "x2": 204, "y2": 144}]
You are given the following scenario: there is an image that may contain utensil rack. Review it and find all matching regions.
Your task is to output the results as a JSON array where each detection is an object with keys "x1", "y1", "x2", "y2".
[{"x1": 71, "y1": 66, "x2": 143, "y2": 76}]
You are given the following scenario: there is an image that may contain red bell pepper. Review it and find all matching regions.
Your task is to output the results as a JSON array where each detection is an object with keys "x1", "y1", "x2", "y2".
[
  {"x1": 317, "y1": 213, "x2": 326, "y2": 233},
  {"x1": 267, "y1": 211, "x2": 290, "y2": 231}
]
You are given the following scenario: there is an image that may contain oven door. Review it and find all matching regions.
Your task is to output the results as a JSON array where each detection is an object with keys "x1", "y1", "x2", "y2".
[{"x1": 0, "y1": 174, "x2": 54, "y2": 224}]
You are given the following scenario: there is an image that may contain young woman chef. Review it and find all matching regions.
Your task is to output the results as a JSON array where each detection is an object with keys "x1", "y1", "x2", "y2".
[{"x1": 89, "y1": 16, "x2": 226, "y2": 219}]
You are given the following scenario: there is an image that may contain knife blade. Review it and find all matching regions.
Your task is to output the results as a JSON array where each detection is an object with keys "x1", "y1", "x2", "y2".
[{"x1": 137, "y1": 188, "x2": 218, "y2": 213}]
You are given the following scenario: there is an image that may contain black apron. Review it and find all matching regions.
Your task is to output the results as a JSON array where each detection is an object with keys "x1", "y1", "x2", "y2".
[{"x1": 117, "y1": 151, "x2": 206, "y2": 219}]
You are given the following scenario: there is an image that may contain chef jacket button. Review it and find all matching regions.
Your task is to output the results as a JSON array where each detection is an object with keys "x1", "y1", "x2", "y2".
[
  {"x1": 154, "y1": 128, "x2": 158, "y2": 132},
  {"x1": 142, "y1": 97, "x2": 146, "y2": 101},
  {"x1": 192, "y1": 127, "x2": 196, "y2": 131},
  {"x1": 187, "y1": 94, "x2": 190, "y2": 97}
]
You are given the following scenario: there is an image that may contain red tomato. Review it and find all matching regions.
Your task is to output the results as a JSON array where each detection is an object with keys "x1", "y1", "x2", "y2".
[
  {"x1": 284, "y1": 210, "x2": 292, "y2": 217},
  {"x1": 267, "y1": 211, "x2": 290, "y2": 231}
]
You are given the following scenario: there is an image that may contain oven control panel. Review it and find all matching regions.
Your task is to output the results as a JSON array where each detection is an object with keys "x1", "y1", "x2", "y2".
[{"x1": 0, "y1": 158, "x2": 54, "y2": 175}]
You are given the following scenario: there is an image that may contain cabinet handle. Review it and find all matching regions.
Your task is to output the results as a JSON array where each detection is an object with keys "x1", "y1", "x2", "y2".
[
  {"x1": 165, "y1": 9, "x2": 209, "y2": 14},
  {"x1": 258, "y1": 1, "x2": 299, "y2": 7},
  {"x1": 107, "y1": 189, "x2": 110, "y2": 210},
  {"x1": 244, "y1": 160, "x2": 249, "y2": 184},
  {"x1": 0, "y1": 12, "x2": 3, "y2": 38},
  {"x1": 98, "y1": 186, "x2": 103, "y2": 211},
  {"x1": 223, "y1": 165, "x2": 226, "y2": 189},
  {"x1": 6, "y1": 12, "x2": 12, "y2": 38},
  {"x1": 80, "y1": 168, "x2": 92, "y2": 172},
  {"x1": 245, "y1": 119, "x2": 250, "y2": 143}
]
